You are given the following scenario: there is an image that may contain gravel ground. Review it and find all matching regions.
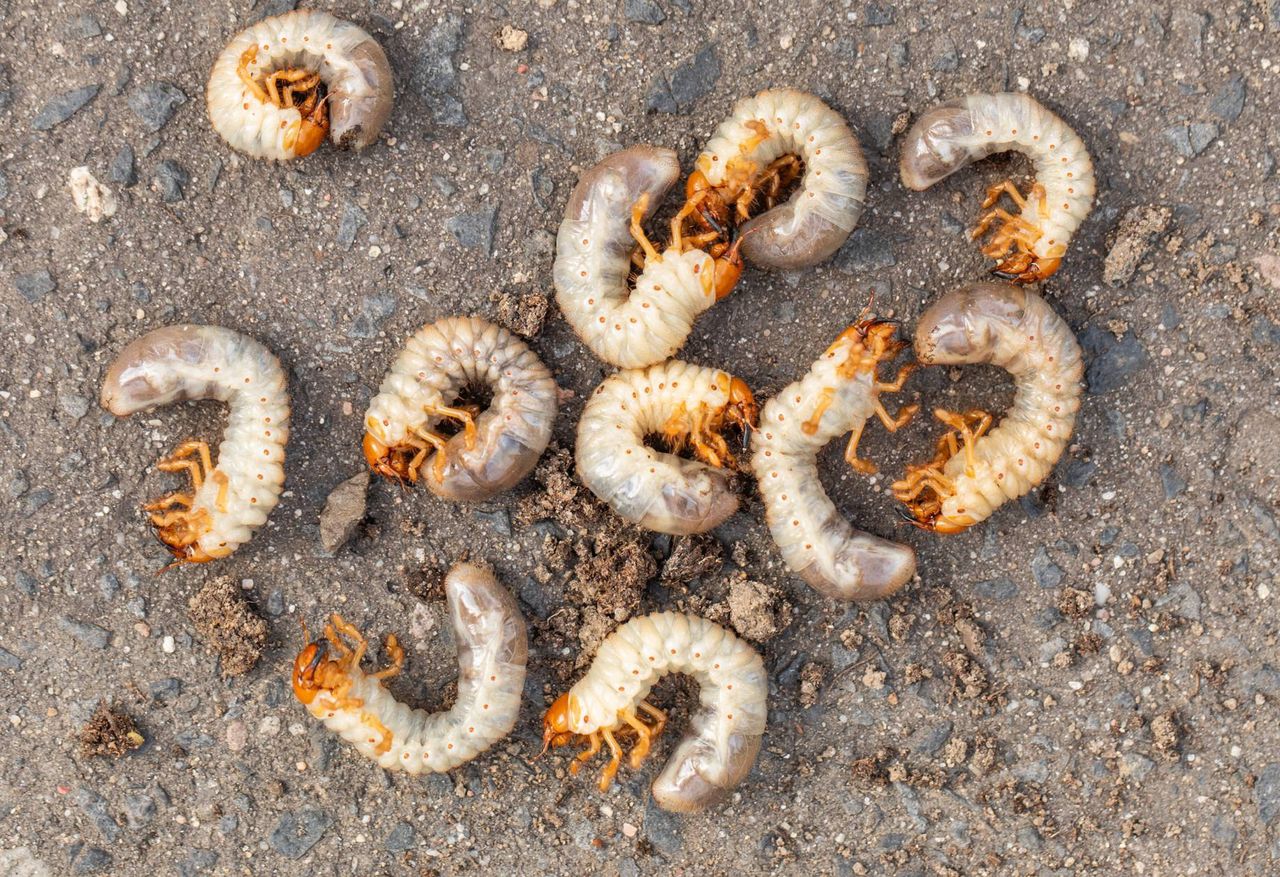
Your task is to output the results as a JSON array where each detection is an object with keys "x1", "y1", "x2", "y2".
[{"x1": 2, "y1": 0, "x2": 1279, "y2": 874}]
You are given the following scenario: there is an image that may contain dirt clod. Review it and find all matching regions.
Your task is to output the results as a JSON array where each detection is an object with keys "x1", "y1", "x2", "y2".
[
  {"x1": 187, "y1": 577, "x2": 268, "y2": 677},
  {"x1": 942, "y1": 650, "x2": 990, "y2": 700},
  {"x1": 1058, "y1": 587, "x2": 1095, "y2": 619},
  {"x1": 79, "y1": 701, "x2": 143, "y2": 759},
  {"x1": 492, "y1": 289, "x2": 549, "y2": 337},
  {"x1": 1103, "y1": 205, "x2": 1172, "y2": 286},
  {"x1": 798, "y1": 661, "x2": 826, "y2": 708},
  {"x1": 319, "y1": 470, "x2": 370, "y2": 555},
  {"x1": 660, "y1": 535, "x2": 724, "y2": 586},
  {"x1": 726, "y1": 573, "x2": 793, "y2": 642}
]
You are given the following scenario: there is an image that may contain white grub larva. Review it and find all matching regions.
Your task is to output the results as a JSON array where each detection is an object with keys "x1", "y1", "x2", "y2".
[
  {"x1": 363, "y1": 316, "x2": 557, "y2": 501},
  {"x1": 542, "y1": 611, "x2": 767, "y2": 813},
  {"x1": 100, "y1": 325, "x2": 289, "y2": 565},
  {"x1": 293, "y1": 562, "x2": 527, "y2": 774},
  {"x1": 899, "y1": 92, "x2": 1096, "y2": 283},
  {"x1": 751, "y1": 320, "x2": 919, "y2": 601},
  {"x1": 892, "y1": 282, "x2": 1085, "y2": 533},
  {"x1": 689, "y1": 88, "x2": 869, "y2": 270},
  {"x1": 206, "y1": 10, "x2": 393, "y2": 160},
  {"x1": 554, "y1": 145, "x2": 747, "y2": 369},
  {"x1": 575, "y1": 360, "x2": 757, "y2": 535}
]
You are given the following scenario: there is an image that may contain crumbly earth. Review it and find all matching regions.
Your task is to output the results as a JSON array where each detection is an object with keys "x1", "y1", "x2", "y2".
[
  {"x1": 0, "y1": 0, "x2": 1278, "y2": 875},
  {"x1": 187, "y1": 576, "x2": 268, "y2": 677}
]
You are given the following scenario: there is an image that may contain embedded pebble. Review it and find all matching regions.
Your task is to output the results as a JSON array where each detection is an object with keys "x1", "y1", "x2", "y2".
[
  {"x1": 446, "y1": 204, "x2": 499, "y2": 255},
  {"x1": 268, "y1": 809, "x2": 333, "y2": 859},
  {"x1": 127, "y1": 82, "x2": 186, "y2": 132},
  {"x1": 16, "y1": 271, "x2": 57, "y2": 303},
  {"x1": 32, "y1": 85, "x2": 101, "y2": 130},
  {"x1": 319, "y1": 471, "x2": 370, "y2": 554},
  {"x1": 60, "y1": 617, "x2": 110, "y2": 649},
  {"x1": 67, "y1": 168, "x2": 118, "y2": 222}
]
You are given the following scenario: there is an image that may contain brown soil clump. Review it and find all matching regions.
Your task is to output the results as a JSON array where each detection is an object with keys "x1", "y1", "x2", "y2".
[
  {"x1": 187, "y1": 577, "x2": 268, "y2": 677},
  {"x1": 79, "y1": 702, "x2": 144, "y2": 759}
]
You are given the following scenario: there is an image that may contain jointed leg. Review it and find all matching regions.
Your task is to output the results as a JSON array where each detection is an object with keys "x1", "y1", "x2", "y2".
[
  {"x1": 569, "y1": 732, "x2": 602, "y2": 775},
  {"x1": 619, "y1": 709, "x2": 654, "y2": 768},
  {"x1": 629, "y1": 194, "x2": 662, "y2": 263},
  {"x1": 157, "y1": 459, "x2": 204, "y2": 490},
  {"x1": 844, "y1": 422, "x2": 877, "y2": 475},
  {"x1": 410, "y1": 428, "x2": 449, "y2": 481},
  {"x1": 597, "y1": 729, "x2": 624, "y2": 791},
  {"x1": 369, "y1": 633, "x2": 405, "y2": 681},
  {"x1": 422, "y1": 402, "x2": 477, "y2": 450},
  {"x1": 328, "y1": 614, "x2": 369, "y2": 665},
  {"x1": 875, "y1": 363, "x2": 916, "y2": 394},
  {"x1": 875, "y1": 399, "x2": 919, "y2": 432},
  {"x1": 638, "y1": 701, "x2": 667, "y2": 737},
  {"x1": 981, "y1": 180, "x2": 1028, "y2": 210},
  {"x1": 143, "y1": 492, "x2": 192, "y2": 511},
  {"x1": 236, "y1": 47, "x2": 270, "y2": 102}
]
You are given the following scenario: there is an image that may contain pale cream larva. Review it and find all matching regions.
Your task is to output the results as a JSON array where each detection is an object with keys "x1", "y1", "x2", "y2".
[
  {"x1": 363, "y1": 316, "x2": 558, "y2": 501},
  {"x1": 542, "y1": 611, "x2": 767, "y2": 813},
  {"x1": 553, "y1": 145, "x2": 747, "y2": 369},
  {"x1": 752, "y1": 320, "x2": 919, "y2": 601},
  {"x1": 892, "y1": 282, "x2": 1085, "y2": 533},
  {"x1": 688, "y1": 88, "x2": 869, "y2": 270},
  {"x1": 575, "y1": 360, "x2": 757, "y2": 535},
  {"x1": 899, "y1": 92, "x2": 1096, "y2": 282},
  {"x1": 207, "y1": 9, "x2": 393, "y2": 160},
  {"x1": 100, "y1": 325, "x2": 289, "y2": 565},
  {"x1": 292, "y1": 562, "x2": 527, "y2": 774}
]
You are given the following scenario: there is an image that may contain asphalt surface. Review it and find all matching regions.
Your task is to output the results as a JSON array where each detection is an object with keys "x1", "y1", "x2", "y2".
[{"x1": 1, "y1": 0, "x2": 1279, "y2": 874}]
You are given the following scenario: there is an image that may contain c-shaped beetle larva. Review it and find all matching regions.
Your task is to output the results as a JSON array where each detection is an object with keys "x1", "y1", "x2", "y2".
[
  {"x1": 542, "y1": 611, "x2": 767, "y2": 813},
  {"x1": 293, "y1": 562, "x2": 527, "y2": 774},
  {"x1": 751, "y1": 318, "x2": 919, "y2": 601},
  {"x1": 206, "y1": 9, "x2": 393, "y2": 160},
  {"x1": 892, "y1": 282, "x2": 1085, "y2": 533},
  {"x1": 899, "y1": 92, "x2": 1096, "y2": 283},
  {"x1": 100, "y1": 324, "x2": 290, "y2": 566}
]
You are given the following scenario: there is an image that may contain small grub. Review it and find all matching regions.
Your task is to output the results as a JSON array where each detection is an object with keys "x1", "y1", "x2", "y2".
[
  {"x1": 79, "y1": 701, "x2": 144, "y2": 758},
  {"x1": 187, "y1": 577, "x2": 267, "y2": 677}
]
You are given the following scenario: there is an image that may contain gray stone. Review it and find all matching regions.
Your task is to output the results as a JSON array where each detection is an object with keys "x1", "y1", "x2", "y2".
[
  {"x1": 1080, "y1": 325, "x2": 1150, "y2": 394},
  {"x1": 319, "y1": 471, "x2": 369, "y2": 554},
  {"x1": 16, "y1": 271, "x2": 57, "y2": 303},
  {"x1": 150, "y1": 677, "x2": 182, "y2": 703},
  {"x1": 384, "y1": 821, "x2": 418, "y2": 852},
  {"x1": 0, "y1": 646, "x2": 21, "y2": 670},
  {"x1": 1258, "y1": 763, "x2": 1280, "y2": 824},
  {"x1": 73, "y1": 788, "x2": 120, "y2": 842},
  {"x1": 1012, "y1": 8, "x2": 1046, "y2": 44},
  {"x1": 60, "y1": 617, "x2": 110, "y2": 649},
  {"x1": 836, "y1": 228, "x2": 895, "y2": 268},
  {"x1": 15, "y1": 570, "x2": 37, "y2": 597},
  {"x1": 24, "y1": 489, "x2": 53, "y2": 513},
  {"x1": 153, "y1": 161, "x2": 189, "y2": 202},
  {"x1": 932, "y1": 43, "x2": 959, "y2": 72},
  {"x1": 625, "y1": 0, "x2": 666, "y2": 24},
  {"x1": 905, "y1": 720, "x2": 952, "y2": 756},
  {"x1": 414, "y1": 15, "x2": 464, "y2": 94},
  {"x1": 32, "y1": 85, "x2": 100, "y2": 130},
  {"x1": 268, "y1": 809, "x2": 333, "y2": 859},
  {"x1": 336, "y1": 202, "x2": 366, "y2": 249},
  {"x1": 1188, "y1": 122, "x2": 1219, "y2": 155},
  {"x1": 1210, "y1": 75, "x2": 1246, "y2": 122},
  {"x1": 59, "y1": 394, "x2": 90, "y2": 420},
  {"x1": 177, "y1": 850, "x2": 218, "y2": 877},
  {"x1": 65, "y1": 14, "x2": 103, "y2": 39},
  {"x1": 648, "y1": 44, "x2": 720, "y2": 113},
  {"x1": 973, "y1": 575, "x2": 1018, "y2": 600},
  {"x1": 266, "y1": 588, "x2": 285, "y2": 617},
  {"x1": 1017, "y1": 825, "x2": 1043, "y2": 852},
  {"x1": 109, "y1": 144, "x2": 137, "y2": 187},
  {"x1": 1120, "y1": 752, "x2": 1155, "y2": 782},
  {"x1": 865, "y1": 3, "x2": 895, "y2": 25},
  {"x1": 124, "y1": 793, "x2": 156, "y2": 828},
  {"x1": 1162, "y1": 125, "x2": 1193, "y2": 158},
  {"x1": 72, "y1": 848, "x2": 112, "y2": 874},
  {"x1": 98, "y1": 573, "x2": 119, "y2": 599},
  {"x1": 128, "y1": 83, "x2": 186, "y2": 132},
  {"x1": 446, "y1": 204, "x2": 499, "y2": 255},
  {"x1": 1159, "y1": 463, "x2": 1187, "y2": 500},
  {"x1": 1031, "y1": 547, "x2": 1065, "y2": 588},
  {"x1": 347, "y1": 292, "x2": 398, "y2": 339},
  {"x1": 1062, "y1": 459, "x2": 1097, "y2": 487}
]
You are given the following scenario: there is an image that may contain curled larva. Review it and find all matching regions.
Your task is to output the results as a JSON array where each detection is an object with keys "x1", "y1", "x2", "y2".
[
  {"x1": 293, "y1": 562, "x2": 527, "y2": 774},
  {"x1": 100, "y1": 325, "x2": 289, "y2": 565},
  {"x1": 207, "y1": 9, "x2": 393, "y2": 160},
  {"x1": 899, "y1": 92, "x2": 1096, "y2": 283},
  {"x1": 892, "y1": 282, "x2": 1084, "y2": 533},
  {"x1": 363, "y1": 316, "x2": 558, "y2": 501},
  {"x1": 688, "y1": 88, "x2": 869, "y2": 270},
  {"x1": 553, "y1": 145, "x2": 747, "y2": 368},
  {"x1": 751, "y1": 320, "x2": 919, "y2": 600},
  {"x1": 576, "y1": 360, "x2": 757, "y2": 535},
  {"x1": 543, "y1": 611, "x2": 767, "y2": 813}
]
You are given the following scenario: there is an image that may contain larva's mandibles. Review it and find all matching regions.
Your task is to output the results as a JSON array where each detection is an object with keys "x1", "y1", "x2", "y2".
[
  {"x1": 576, "y1": 360, "x2": 757, "y2": 535},
  {"x1": 543, "y1": 612, "x2": 767, "y2": 813},
  {"x1": 752, "y1": 320, "x2": 919, "y2": 600},
  {"x1": 100, "y1": 324, "x2": 290, "y2": 565},
  {"x1": 207, "y1": 10, "x2": 393, "y2": 160},
  {"x1": 553, "y1": 146, "x2": 747, "y2": 369},
  {"x1": 689, "y1": 88, "x2": 869, "y2": 270},
  {"x1": 293, "y1": 562, "x2": 527, "y2": 774},
  {"x1": 900, "y1": 92, "x2": 1096, "y2": 282},
  {"x1": 363, "y1": 316, "x2": 558, "y2": 501},
  {"x1": 892, "y1": 282, "x2": 1085, "y2": 533}
]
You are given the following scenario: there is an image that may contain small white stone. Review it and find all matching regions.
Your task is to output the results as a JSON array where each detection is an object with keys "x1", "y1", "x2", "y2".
[
  {"x1": 780, "y1": 33, "x2": 794, "y2": 49},
  {"x1": 161, "y1": 635, "x2": 175, "y2": 653},
  {"x1": 259, "y1": 715, "x2": 282, "y2": 737},
  {"x1": 68, "y1": 167, "x2": 118, "y2": 223},
  {"x1": 1068, "y1": 37, "x2": 1090, "y2": 61}
]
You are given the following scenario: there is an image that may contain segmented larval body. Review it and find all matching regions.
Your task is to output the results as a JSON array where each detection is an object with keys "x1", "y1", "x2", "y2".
[
  {"x1": 694, "y1": 88, "x2": 868, "y2": 269},
  {"x1": 554, "y1": 146, "x2": 723, "y2": 368},
  {"x1": 207, "y1": 9, "x2": 393, "y2": 160},
  {"x1": 292, "y1": 563, "x2": 527, "y2": 774},
  {"x1": 100, "y1": 325, "x2": 289, "y2": 564},
  {"x1": 575, "y1": 360, "x2": 756, "y2": 535},
  {"x1": 554, "y1": 612, "x2": 767, "y2": 813},
  {"x1": 363, "y1": 316, "x2": 557, "y2": 501},
  {"x1": 893, "y1": 283, "x2": 1085, "y2": 532},
  {"x1": 752, "y1": 325, "x2": 918, "y2": 601},
  {"x1": 899, "y1": 92, "x2": 1095, "y2": 282}
]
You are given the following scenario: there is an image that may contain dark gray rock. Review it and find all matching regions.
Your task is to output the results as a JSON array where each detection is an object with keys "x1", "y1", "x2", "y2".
[
  {"x1": 153, "y1": 161, "x2": 189, "y2": 202},
  {"x1": 1080, "y1": 324, "x2": 1150, "y2": 394},
  {"x1": 98, "y1": 573, "x2": 119, "y2": 599},
  {"x1": 1162, "y1": 125, "x2": 1193, "y2": 157},
  {"x1": 0, "y1": 646, "x2": 21, "y2": 670},
  {"x1": 446, "y1": 204, "x2": 499, "y2": 255},
  {"x1": 1210, "y1": 75, "x2": 1246, "y2": 121},
  {"x1": 177, "y1": 850, "x2": 218, "y2": 877},
  {"x1": 16, "y1": 271, "x2": 57, "y2": 303},
  {"x1": 124, "y1": 793, "x2": 156, "y2": 828},
  {"x1": 905, "y1": 720, "x2": 952, "y2": 756},
  {"x1": 932, "y1": 42, "x2": 959, "y2": 72},
  {"x1": 647, "y1": 44, "x2": 720, "y2": 113},
  {"x1": 24, "y1": 489, "x2": 53, "y2": 513},
  {"x1": 475, "y1": 508, "x2": 513, "y2": 536},
  {"x1": 1259, "y1": 763, "x2": 1280, "y2": 825},
  {"x1": 414, "y1": 15, "x2": 463, "y2": 93},
  {"x1": 1061, "y1": 459, "x2": 1097, "y2": 488},
  {"x1": 1012, "y1": 8, "x2": 1046, "y2": 44},
  {"x1": 268, "y1": 809, "x2": 332, "y2": 859},
  {"x1": 625, "y1": 0, "x2": 666, "y2": 24},
  {"x1": 73, "y1": 787, "x2": 120, "y2": 842},
  {"x1": 1159, "y1": 463, "x2": 1187, "y2": 499},
  {"x1": 109, "y1": 144, "x2": 137, "y2": 187},
  {"x1": 836, "y1": 228, "x2": 895, "y2": 268},
  {"x1": 865, "y1": 3, "x2": 895, "y2": 25},
  {"x1": 60, "y1": 617, "x2": 110, "y2": 649},
  {"x1": 16, "y1": 570, "x2": 38, "y2": 597},
  {"x1": 973, "y1": 576, "x2": 1017, "y2": 600},
  {"x1": 72, "y1": 847, "x2": 112, "y2": 874},
  {"x1": 128, "y1": 83, "x2": 186, "y2": 132},
  {"x1": 59, "y1": 394, "x2": 90, "y2": 420},
  {"x1": 32, "y1": 85, "x2": 100, "y2": 130},
  {"x1": 336, "y1": 202, "x2": 367, "y2": 249},
  {"x1": 1188, "y1": 122, "x2": 1219, "y2": 155},
  {"x1": 319, "y1": 471, "x2": 369, "y2": 554},
  {"x1": 347, "y1": 292, "x2": 398, "y2": 339},
  {"x1": 1031, "y1": 547, "x2": 1065, "y2": 588},
  {"x1": 150, "y1": 677, "x2": 182, "y2": 703},
  {"x1": 384, "y1": 821, "x2": 418, "y2": 852},
  {"x1": 65, "y1": 14, "x2": 102, "y2": 39},
  {"x1": 266, "y1": 588, "x2": 285, "y2": 617}
]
